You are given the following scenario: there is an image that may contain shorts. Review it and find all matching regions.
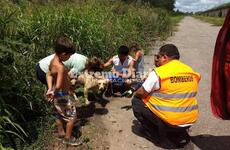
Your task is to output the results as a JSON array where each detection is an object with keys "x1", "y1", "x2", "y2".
[
  {"x1": 35, "y1": 63, "x2": 47, "y2": 85},
  {"x1": 53, "y1": 92, "x2": 76, "y2": 122}
]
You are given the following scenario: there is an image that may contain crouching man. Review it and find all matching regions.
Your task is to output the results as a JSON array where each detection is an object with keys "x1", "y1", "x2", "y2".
[
  {"x1": 132, "y1": 44, "x2": 201, "y2": 147},
  {"x1": 103, "y1": 45, "x2": 134, "y2": 96}
]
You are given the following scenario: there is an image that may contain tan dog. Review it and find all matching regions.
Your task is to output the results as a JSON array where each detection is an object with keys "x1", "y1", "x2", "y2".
[
  {"x1": 70, "y1": 57, "x2": 107, "y2": 105},
  {"x1": 71, "y1": 73, "x2": 108, "y2": 105}
]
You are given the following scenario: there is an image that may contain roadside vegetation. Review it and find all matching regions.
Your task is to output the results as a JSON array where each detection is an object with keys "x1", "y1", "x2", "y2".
[
  {"x1": 194, "y1": 15, "x2": 225, "y2": 26},
  {"x1": 0, "y1": 0, "x2": 181, "y2": 149},
  {"x1": 170, "y1": 12, "x2": 185, "y2": 32}
]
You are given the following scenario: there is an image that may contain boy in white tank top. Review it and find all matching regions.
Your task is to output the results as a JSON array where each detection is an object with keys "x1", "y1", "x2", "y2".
[{"x1": 103, "y1": 45, "x2": 135, "y2": 96}]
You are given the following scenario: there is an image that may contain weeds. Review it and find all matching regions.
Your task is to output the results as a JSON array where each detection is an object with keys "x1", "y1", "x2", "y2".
[
  {"x1": 0, "y1": 0, "x2": 174, "y2": 148},
  {"x1": 194, "y1": 15, "x2": 225, "y2": 26}
]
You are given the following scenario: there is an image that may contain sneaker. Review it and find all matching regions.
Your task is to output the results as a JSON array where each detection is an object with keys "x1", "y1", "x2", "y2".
[
  {"x1": 168, "y1": 132, "x2": 191, "y2": 148},
  {"x1": 121, "y1": 90, "x2": 133, "y2": 97},
  {"x1": 63, "y1": 137, "x2": 82, "y2": 146}
]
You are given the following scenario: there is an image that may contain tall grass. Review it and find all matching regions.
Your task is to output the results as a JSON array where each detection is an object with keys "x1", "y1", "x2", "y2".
[
  {"x1": 169, "y1": 12, "x2": 185, "y2": 32},
  {"x1": 0, "y1": 0, "x2": 173, "y2": 148}
]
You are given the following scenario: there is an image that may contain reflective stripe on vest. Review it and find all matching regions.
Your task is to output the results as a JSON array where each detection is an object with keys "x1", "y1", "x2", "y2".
[
  {"x1": 143, "y1": 60, "x2": 200, "y2": 126},
  {"x1": 151, "y1": 92, "x2": 197, "y2": 99},
  {"x1": 149, "y1": 103, "x2": 198, "y2": 112}
]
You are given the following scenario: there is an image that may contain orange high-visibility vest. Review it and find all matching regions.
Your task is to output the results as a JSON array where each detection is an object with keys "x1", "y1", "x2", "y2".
[{"x1": 143, "y1": 60, "x2": 201, "y2": 126}]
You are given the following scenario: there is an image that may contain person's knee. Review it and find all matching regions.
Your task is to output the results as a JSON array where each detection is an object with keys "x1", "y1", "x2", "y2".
[
  {"x1": 131, "y1": 97, "x2": 138, "y2": 109},
  {"x1": 132, "y1": 97, "x2": 142, "y2": 108},
  {"x1": 132, "y1": 97, "x2": 145, "y2": 119}
]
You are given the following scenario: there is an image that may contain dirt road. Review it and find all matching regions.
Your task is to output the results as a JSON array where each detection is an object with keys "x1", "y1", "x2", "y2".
[
  {"x1": 170, "y1": 17, "x2": 230, "y2": 150},
  {"x1": 94, "y1": 16, "x2": 230, "y2": 150}
]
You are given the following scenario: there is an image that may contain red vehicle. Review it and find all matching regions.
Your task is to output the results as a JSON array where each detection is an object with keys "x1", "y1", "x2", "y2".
[{"x1": 211, "y1": 8, "x2": 230, "y2": 119}]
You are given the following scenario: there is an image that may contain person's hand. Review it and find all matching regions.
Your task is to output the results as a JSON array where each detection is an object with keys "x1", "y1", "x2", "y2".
[
  {"x1": 46, "y1": 89, "x2": 54, "y2": 102},
  {"x1": 141, "y1": 73, "x2": 149, "y2": 81},
  {"x1": 141, "y1": 76, "x2": 147, "y2": 81}
]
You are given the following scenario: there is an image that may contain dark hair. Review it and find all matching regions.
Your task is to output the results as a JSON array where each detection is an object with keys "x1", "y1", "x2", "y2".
[
  {"x1": 54, "y1": 36, "x2": 76, "y2": 54},
  {"x1": 159, "y1": 44, "x2": 180, "y2": 59},
  {"x1": 118, "y1": 45, "x2": 129, "y2": 56},
  {"x1": 130, "y1": 42, "x2": 141, "y2": 52}
]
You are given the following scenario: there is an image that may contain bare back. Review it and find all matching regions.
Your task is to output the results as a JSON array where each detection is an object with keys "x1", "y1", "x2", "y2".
[{"x1": 49, "y1": 56, "x2": 71, "y2": 93}]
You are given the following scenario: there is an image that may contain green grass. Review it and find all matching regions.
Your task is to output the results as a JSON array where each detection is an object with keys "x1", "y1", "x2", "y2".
[
  {"x1": 0, "y1": 0, "x2": 175, "y2": 149},
  {"x1": 170, "y1": 15, "x2": 184, "y2": 33},
  {"x1": 171, "y1": 15, "x2": 184, "y2": 26},
  {"x1": 194, "y1": 15, "x2": 225, "y2": 26}
]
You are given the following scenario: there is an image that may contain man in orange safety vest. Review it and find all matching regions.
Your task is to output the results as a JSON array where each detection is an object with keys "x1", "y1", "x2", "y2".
[{"x1": 132, "y1": 44, "x2": 200, "y2": 147}]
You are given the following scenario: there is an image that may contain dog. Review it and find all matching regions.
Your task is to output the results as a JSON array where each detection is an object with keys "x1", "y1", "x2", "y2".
[{"x1": 70, "y1": 57, "x2": 108, "y2": 105}]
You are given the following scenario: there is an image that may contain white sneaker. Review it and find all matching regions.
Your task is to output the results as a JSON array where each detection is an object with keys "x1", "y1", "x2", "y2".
[{"x1": 121, "y1": 90, "x2": 133, "y2": 97}]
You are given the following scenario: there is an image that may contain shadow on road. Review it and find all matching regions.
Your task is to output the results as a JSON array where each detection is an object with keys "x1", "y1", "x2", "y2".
[
  {"x1": 131, "y1": 120, "x2": 184, "y2": 149},
  {"x1": 76, "y1": 101, "x2": 109, "y2": 118},
  {"x1": 121, "y1": 105, "x2": 132, "y2": 111},
  {"x1": 132, "y1": 121, "x2": 230, "y2": 150},
  {"x1": 74, "y1": 90, "x2": 110, "y2": 118},
  {"x1": 131, "y1": 120, "x2": 159, "y2": 143},
  {"x1": 191, "y1": 134, "x2": 230, "y2": 150}
]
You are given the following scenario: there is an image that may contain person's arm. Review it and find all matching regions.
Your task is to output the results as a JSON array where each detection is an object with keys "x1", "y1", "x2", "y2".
[
  {"x1": 134, "y1": 71, "x2": 160, "y2": 99},
  {"x1": 134, "y1": 51, "x2": 141, "y2": 62},
  {"x1": 45, "y1": 71, "x2": 55, "y2": 101},
  {"x1": 122, "y1": 60, "x2": 134, "y2": 78},
  {"x1": 55, "y1": 66, "x2": 64, "y2": 91},
  {"x1": 135, "y1": 87, "x2": 149, "y2": 99},
  {"x1": 103, "y1": 58, "x2": 113, "y2": 68},
  {"x1": 46, "y1": 71, "x2": 53, "y2": 90}
]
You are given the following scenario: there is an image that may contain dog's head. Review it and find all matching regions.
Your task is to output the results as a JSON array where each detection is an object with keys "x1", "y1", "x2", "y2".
[
  {"x1": 97, "y1": 78, "x2": 109, "y2": 91},
  {"x1": 85, "y1": 57, "x2": 104, "y2": 72}
]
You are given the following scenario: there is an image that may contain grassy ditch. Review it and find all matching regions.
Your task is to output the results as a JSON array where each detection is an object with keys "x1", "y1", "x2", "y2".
[{"x1": 0, "y1": 0, "x2": 176, "y2": 149}]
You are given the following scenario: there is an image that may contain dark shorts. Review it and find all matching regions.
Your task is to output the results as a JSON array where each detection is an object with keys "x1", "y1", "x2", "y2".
[
  {"x1": 132, "y1": 97, "x2": 162, "y2": 129},
  {"x1": 35, "y1": 63, "x2": 47, "y2": 85}
]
